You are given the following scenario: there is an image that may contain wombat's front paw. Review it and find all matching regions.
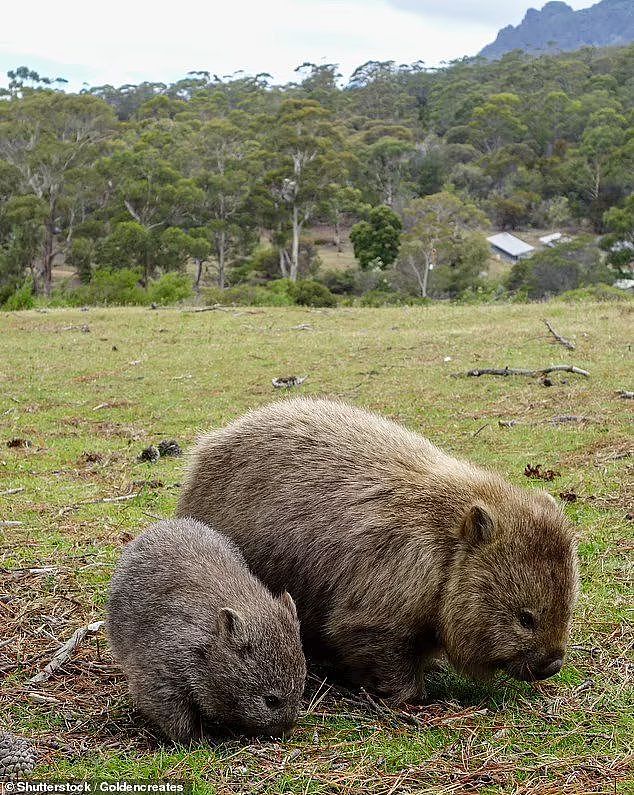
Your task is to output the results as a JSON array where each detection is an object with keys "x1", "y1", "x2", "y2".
[{"x1": 395, "y1": 684, "x2": 427, "y2": 706}]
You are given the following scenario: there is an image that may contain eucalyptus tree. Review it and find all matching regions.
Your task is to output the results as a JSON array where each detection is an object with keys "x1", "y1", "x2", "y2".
[
  {"x1": 398, "y1": 192, "x2": 488, "y2": 298},
  {"x1": 265, "y1": 99, "x2": 343, "y2": 281},
  {"x1": 186, "y1": 115, "x2": 259, "y2": 288},
  {"x1": 98, "y1": 121, "x2": 205, "y2": 283},
  {"x1": 0, "y1": 91, "x2": 115, "y2": 294}
]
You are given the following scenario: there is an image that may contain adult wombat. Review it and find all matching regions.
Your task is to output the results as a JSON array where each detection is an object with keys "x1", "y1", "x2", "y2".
[
  {"x1": 107, "y1": 518, "x2": 306, "y2": 743},
  {"x1": 177, "y1": 398, "x2": 580, "y2": 703}
]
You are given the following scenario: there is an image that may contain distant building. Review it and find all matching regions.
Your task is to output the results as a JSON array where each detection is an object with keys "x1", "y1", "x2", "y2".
[
  {"x1": 539, "y1": 232, "x2": 562, "y2": 246},
  {"x1": 539, "y1": 232, "x2": 572, "y2": 248},
  {"x1": 487, "y1": 232, "x2": 535, "y2": 263}
]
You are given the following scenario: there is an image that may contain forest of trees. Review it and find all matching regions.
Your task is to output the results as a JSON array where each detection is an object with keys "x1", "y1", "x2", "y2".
[{"x1": 0, "y1": 45, "x2": 633, "y2": 308}]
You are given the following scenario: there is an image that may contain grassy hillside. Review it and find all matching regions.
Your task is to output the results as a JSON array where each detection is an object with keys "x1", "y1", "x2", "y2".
[{"x1": 1, "y1": 302, "x2": 632, "y2": 793}]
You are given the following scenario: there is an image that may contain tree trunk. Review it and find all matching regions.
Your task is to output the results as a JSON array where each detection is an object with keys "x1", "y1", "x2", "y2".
[
  {"x1": 194, "y1": 259, "x2": 204, "y2": 293},
  {"x1": 38, "y1": 221, "x2": 55, "y2": 297},
  {"x1": 290, "y1": 205, "x2": 300, "y2": 282},
  {"x1": 334, "y1": 213, "x2": 342, "y2": 253},
  {"x1": 279, "y1": 248, "x2": 288, "y2": 278},
  {"x1": 217, "y1": 230, "x2": 226, "y2": 290},
  {"x1": 408, "y1": 256, "x2": 425, "y2": 298},
  {"x1": 385, "y1": 179, "x2": 393, "y2": 207},
  {"x1": 422, "y1": 258, "x2": 430, "y2": 299}
]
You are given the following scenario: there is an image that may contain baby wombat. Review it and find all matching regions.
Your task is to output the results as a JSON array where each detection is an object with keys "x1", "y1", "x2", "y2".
[
  {"x1": 177, "y1": 398, "x2": 580, "y2": 703},
  {"x1": 107, "y1": 518, "x2": 306, "y2": 743}
]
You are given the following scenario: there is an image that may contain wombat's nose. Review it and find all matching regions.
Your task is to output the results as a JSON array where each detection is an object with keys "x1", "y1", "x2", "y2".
[{"x1": 537, "y1": 657, "x2": 563, "y2": 679}]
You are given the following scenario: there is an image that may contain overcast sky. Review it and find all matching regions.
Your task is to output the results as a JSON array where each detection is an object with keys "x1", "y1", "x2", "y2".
[{"x1": 0, "y1": 0, "x2": 598, "y2": 90}]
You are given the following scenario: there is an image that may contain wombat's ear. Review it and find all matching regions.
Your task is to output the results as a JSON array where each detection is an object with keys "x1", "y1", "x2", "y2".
[
  {"x1": 217, "y1": 608, "x2": 246, "y2": 641},
  {"x1": 280, "y1": 591, "x2": 297, "y2": 619},
  {"x1": 460, "y1": 503, "x2": 495, "y2": 547}
]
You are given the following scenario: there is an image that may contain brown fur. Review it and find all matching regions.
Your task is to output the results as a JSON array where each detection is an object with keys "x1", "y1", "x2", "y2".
[
  {"x1": 107, "y1": 518, "x2": 306, "y2": 742},
  {"x1": 176, "y1": 399, "x2": 579, "y2": 703}
]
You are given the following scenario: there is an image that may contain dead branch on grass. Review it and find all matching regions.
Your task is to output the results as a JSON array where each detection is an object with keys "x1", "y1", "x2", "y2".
[
  {"x1": 457, "y1": 364, "x2": 590, "y2": 378},
  {"x1": 0, "y1": 487, "x2": 24, "y2": 496},
  {"x1": 543, "y1": 318, "x2": 576, "y2": 351},
  {"x1": 27, "y1": 620, "x2": 105, "y2": 685},
  {"x1": 185, "y1": 304, "x2": 231, "y2": 313},
  {"x1": 184, "y1": 305, "x2": 263, "y2": 315}
]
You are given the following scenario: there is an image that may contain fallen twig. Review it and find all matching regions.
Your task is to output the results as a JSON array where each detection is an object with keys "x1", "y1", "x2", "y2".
[
  {"x1": 97, "y1": 492, "x2": 141, "y2": 504},
  {"x1": 0, "y1": 487, "x2": 24, "y2": 496},
  {"x1": 58, "y1": 491, "x2": 142, "y2": 516},
  {"x1": 27, "y1": 620, "x2": 105, "y2": 685},
  {"x1": 618, "y1": 390, "x2": 633, "y2": 400},
  {"x1": 185, "y1": 304, "x2": 231, "y2": 313},
  {"x1": 183, "y1": 305, "x2": 263, "y2": 316},
  {"x1": 0, "y1": 520, "x2": 23, "y2": 527},
  {"x1": 543, "y1": 318, "x2": 575, "y2": 351},
  {"x1": 457, "y1": 365, "x2": 590, "y2": 378}
]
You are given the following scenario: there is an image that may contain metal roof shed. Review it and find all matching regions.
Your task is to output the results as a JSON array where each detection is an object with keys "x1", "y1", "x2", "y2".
[{"x1": 487, "y1": 232, "x2": 535, "y2": 262}]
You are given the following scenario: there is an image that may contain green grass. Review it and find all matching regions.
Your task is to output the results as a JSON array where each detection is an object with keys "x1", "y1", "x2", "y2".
[{"x1": 1, "y1": 302, "x2": 632, "y2": 794}]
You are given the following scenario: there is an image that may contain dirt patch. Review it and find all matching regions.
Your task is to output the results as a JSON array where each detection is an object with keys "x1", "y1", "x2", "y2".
[{"x1": 561, "y1": 437, "x2": 633, "y2": 468}]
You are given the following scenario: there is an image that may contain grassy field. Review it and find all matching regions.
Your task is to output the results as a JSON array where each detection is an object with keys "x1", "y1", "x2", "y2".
[{"x1": 0, "y1": 301, "x2": 632, "y2": 794}]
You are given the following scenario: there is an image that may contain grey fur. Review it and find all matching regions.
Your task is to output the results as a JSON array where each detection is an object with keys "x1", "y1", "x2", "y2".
[{"x1": 107, "y1": 518, "x2": 306, "y2": 743}]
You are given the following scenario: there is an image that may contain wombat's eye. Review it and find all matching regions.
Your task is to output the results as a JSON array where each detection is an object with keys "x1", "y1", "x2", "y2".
[
  {"x1": 519, "y1": 610, "x2": 536, "y2": 630},
  {"x1": 264, "y1": 694, "x2": 282, "y2": 709}
]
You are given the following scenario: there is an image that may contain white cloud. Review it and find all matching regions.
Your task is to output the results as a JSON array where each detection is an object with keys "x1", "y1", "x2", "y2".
[{"x1": 0, "y1": 0, "x2": 601, "y2": 90}]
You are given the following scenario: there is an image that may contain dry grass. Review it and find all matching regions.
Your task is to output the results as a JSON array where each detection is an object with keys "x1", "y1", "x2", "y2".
[{"x1": 0, "y1": 301, "x2": 632, "y2": 793}]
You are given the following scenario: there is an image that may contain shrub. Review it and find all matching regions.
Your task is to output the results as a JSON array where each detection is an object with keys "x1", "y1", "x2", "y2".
[
  {"x1": 88, "y1": 269, "x2": 149, "y2": 306},
  {"x1": 455, "y1": 284, "x2": 508, "y2": 304},
  {"x1": 359, "y1": 290, "x2": 411, "y2": 307},
  {"x1": 49, "y1": 280, "x2": 91, "y2": 307},
  {"x1": 290, "y1": 280, "x2": 337, "y2": 308},
  {"x1": 2, "y1": 280, "x2": 35, "y2": 311},
  {"x1": 507, "y1": 238, "x2": 612, "y2": 299},
  {"x1": 66, "y1": 237, "x2": 94, "y2": 284},
  {"x1": 557, "y1": 284, "x2": 632, "y2": 302},
  {"x1": 204, "y1": 283, "x2": 295, "y2": 307},
  {"x1": 147, "y1": 272, "x2": 193, "y2": 306},
  {"x1": 319, "y1": 269, "x2": 356, "y2": 295}
]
